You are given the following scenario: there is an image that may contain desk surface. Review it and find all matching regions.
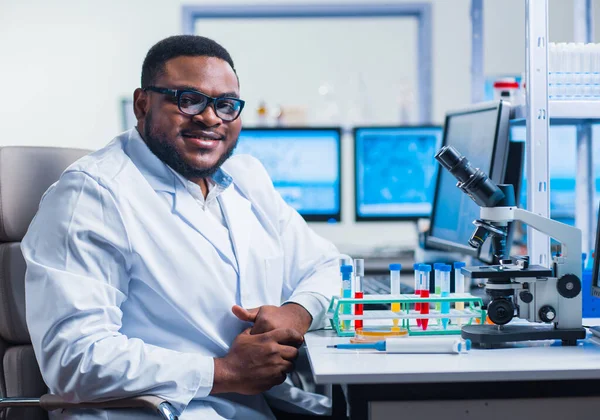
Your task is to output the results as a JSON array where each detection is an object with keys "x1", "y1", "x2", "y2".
[{"x1": 305, "y1": 322, "x2": 600, "y2": 385}]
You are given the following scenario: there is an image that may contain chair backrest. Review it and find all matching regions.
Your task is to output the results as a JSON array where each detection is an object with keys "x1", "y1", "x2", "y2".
[{"x1": 0, "y1": 146, "x2": 91, "y2": 420}]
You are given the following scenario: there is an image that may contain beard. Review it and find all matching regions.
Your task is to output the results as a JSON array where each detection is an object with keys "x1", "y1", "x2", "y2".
[{"x1": 142, "y1": 110, "x2": 237, "y2": 179}]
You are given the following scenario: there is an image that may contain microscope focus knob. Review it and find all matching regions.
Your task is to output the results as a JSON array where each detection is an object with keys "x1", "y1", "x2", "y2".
[
  {"x1": 557, "y1": 274, "x2": 581, "y2": 299},
  {"x1": 539, "y1": 305, "x2": 556, "y2": 323},
  {"x1": 487, "y1": 298, "x2": 514, "y2": 325},
  {"x1": 519, "y1": 291, "x2": 533, "y2": 303}
]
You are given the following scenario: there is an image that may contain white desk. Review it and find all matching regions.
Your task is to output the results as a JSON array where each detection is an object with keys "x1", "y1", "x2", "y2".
[{"x1": 305, "y1": 323, "x2": 600, "y2": 420}]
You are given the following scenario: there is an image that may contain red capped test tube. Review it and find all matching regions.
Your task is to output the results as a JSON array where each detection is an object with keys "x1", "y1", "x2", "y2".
[
  {"x1": 414, "y1": 263, "x2": 422, "y2": 327},
  {"x1": 354, "y1": 259, "x2": 365, "y2": 330}
]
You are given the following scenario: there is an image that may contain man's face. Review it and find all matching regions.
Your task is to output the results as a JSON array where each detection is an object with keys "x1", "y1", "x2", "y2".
[{"x1": 134, "y1": 56, "x2": 242, "y2": 180}]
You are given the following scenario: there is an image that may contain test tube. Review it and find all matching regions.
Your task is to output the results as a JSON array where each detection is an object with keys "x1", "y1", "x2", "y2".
[
  {"x1": 413, "y1": 263, "x2": 422, "y2": 327},
  {"x1": 433, "y1": 263, "x2": 443, "y2": 320},
  {"x1": 440, "y1": 265, "x2": 451, "y2": 329},
  {"x1": 339, "y1": 257, "x2": 353, "y2": 296},
  {"x1": 354, "y1": 259, "x2": 365, "y2": 330},
  {"x1": 341, "y1": 264, "x2": 353, "y2": 331},
  {"x1": 419, "y1": 264, "x2": 431, "y2": 330},
  {"x1": 339, "y1": 257, "x2": 353, "y2": 268},
  {"x1": 454, "y1": 262, "x2": 466, "y2": 326},
  {"x1": 389, "y1": 263, "x2": 402, "y2": 329}
]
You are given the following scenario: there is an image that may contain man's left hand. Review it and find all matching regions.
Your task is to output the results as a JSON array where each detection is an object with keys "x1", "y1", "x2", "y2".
[{"x1": 232, "y1": 303, "x2": 312, "y2": 336}]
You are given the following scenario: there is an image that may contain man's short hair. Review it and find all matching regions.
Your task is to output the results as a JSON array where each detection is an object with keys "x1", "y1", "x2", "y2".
[{"x1": 141, "y1": 35, "x2": 237, "y2": 88}]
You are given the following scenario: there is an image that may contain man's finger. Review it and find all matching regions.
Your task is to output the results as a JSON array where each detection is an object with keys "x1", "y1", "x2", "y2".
[
  {"x1": 280, "y1": 360, "x2": 295, "y2": 375},
  {"x1": 266, "y1": 328, "x2": 304, "y2": 346},
  {"x1": 232, "y1": 305, "x2": 260, "y2": 322},
  {"x1": 249, "y1": 323, "x2": 268, "y2": 335},
  {"x1": 277, "y1": 344, "x2": 300, "y2": 361}
]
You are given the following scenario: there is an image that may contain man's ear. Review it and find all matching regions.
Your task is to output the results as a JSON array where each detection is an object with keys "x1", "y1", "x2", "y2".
[{"x1": 133, "y1": 88, "x2": 148, "y2": 121}]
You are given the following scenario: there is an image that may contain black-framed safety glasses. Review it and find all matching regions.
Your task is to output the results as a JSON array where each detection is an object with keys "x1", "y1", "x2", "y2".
[{"x1": 144, "y1": 86, "x2": 245, "y2": 122}]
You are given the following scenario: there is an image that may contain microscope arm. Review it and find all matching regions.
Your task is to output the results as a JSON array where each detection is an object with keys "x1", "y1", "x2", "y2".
[{"x1": 480, "y1": 207, "x2": 582, "y2": 277}]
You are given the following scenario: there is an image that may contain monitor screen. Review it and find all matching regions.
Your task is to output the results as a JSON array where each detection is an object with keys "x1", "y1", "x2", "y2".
[
  {"x1": 593, "y1": 201, "x2": 600, "y2": 297},
  {"x1": 235, "y1": 127, "x2": 341, "y2": 222},
  {"x1": 354, "y1": 126, "x2": 443, "y2": 220},
  {"x1": 426, "y1": 101, "x2": 511, "y2": 255},
  {"x1": 511, "y1": 125, "x2": 577, "y2": 225}
]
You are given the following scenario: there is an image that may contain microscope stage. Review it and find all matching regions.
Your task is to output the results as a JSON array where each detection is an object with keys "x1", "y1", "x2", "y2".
[
  {"x1": 462, "y1": 264, "x2": 552, "y2": 279},
  {"x1": 462, "y1": 324, "x2": 586, "y2": 347}
]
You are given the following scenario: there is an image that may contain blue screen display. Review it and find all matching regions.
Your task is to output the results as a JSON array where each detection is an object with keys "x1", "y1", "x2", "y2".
[
  {"x1": 354, "y1": 127, "x2": 442, "y2": 218},
  {"x1": 510, "y1": 125, "x2": 577, "y2": 224},
  {"x1": 235, "y1": 129, "x2": 341, "y2": 218}
]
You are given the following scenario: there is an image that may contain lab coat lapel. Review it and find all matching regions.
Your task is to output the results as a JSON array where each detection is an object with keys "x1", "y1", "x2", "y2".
[
  {"x1": 219, "y1": 186, "x2": 251, "y2": 283},
  {"x1": 173, "y1": 183, "x2": 239, "y2": 272},
  {"x1": 125, "y1": 130, "x2": 239, "y2": 271}
]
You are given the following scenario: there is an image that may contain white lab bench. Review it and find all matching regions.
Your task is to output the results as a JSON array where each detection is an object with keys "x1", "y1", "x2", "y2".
[{"x1": 305, "y1": 320, "x2": 600, "y2": 420}]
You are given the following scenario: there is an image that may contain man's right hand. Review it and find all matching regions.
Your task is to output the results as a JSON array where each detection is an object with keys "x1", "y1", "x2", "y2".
[{"x1": 211, "y1": 327, "x2": 303, "y2": 395}]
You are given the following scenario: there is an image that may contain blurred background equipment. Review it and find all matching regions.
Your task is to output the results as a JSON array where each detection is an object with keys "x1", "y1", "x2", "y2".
[
  {"x1": 354, "y1": 125, "x2": 443, "y2": 221},
  {"x1": 236, "y1": 127, "x2": 342, "y2": 222}
]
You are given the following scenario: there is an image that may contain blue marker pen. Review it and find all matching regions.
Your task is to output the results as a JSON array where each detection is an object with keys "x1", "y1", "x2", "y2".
[{"x1": 329, "y1": 337, "x2": 467, "y2": 354}]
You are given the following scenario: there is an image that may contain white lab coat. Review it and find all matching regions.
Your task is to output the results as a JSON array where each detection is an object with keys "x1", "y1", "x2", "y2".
[{"x1": 22, "y1": 129, "x2": 341, "y2": 419}]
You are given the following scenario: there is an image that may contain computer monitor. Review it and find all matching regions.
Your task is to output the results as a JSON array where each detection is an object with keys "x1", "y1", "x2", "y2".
[
  {"x1": 354, "y1": 126, "x2": 443, "y2": 221},
  {"x1": 426, "y1": 101, "x2": 511, "y2": 256},
  {"x1": 477, "y1": 140, "x2": 525, "y2": 264},
  {"x1": 593, "y1": 202, "x2": 600, "y2": 297},
  {"x1": 235, "y1": 127, "x2": 342, "y2": 222}
]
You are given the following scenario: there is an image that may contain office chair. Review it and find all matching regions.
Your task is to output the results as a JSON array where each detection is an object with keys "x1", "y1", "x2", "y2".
[{"x1": 0, "y1": 146, "x2": 177, "y2": 419}]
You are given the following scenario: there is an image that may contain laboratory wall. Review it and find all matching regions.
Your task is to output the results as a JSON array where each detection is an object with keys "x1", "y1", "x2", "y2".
[{"x1": 0, "y1": 0, "x2": 594, "y2": 251}]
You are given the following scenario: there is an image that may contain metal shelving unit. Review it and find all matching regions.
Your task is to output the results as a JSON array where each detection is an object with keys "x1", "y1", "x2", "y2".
[
  {"x1": 549, "y1": 100, "x2": 600, "y2": 120},
  {"x1": 513, "y1": 100, "x2": 600, "y2": 122},
  {"x1": 525, "y1": 0, "x2": 600, "y2": 261},
  {"x1": 524, "y1": 0, "x2": 551, "y2": 267},
  {"x1": 488, "y1": 0, "x2": 598, "y2": 259}
]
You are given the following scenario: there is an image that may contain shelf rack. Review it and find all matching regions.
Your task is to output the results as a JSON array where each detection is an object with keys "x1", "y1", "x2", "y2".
[
  {"x1": 472, "y1": 0, "x2": 600, "y2": 259},
  {"x1": 327, "y1": 294, "x2": 486, "y2": 337}
]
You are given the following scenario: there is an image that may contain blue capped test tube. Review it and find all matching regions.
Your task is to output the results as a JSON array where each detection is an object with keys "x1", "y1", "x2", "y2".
[
  {"x1": 454, "y1": 262, "x2": 466, "y2": 326},
  {"x1": 390, "y1": 263, "x2": 402, "y2": 328},
  {"x1": 341, "y1": 264, "x2": 353, "y2": 330},
  {"x1": 433, "y1": 263, "x2": 444, "y2": 323},
  {"x1": 413, "y1": 263, "x2": 420, "y2": 292},
  {"x1": 440, "y1": 264, "x2": 451, "y2": 329}
]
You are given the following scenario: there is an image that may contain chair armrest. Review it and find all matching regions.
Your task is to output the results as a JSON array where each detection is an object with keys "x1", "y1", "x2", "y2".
[{"x1": 0, "y1": 395, "x2": 178, "y2": 419}]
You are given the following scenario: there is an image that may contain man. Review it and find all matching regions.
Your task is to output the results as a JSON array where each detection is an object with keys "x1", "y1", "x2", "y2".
[{"x1": 22, "y1": 35, "x2": 341, "y2": 419}]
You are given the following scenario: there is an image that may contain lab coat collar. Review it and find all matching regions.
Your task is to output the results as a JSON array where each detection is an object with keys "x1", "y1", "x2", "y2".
[
  {"x1": 125, "y1": 129, "x2": 177, "y2": 194},
  {"x1": 125, "y1": 129, "x2": 234, "y2": 192},
  {"x1": 124, "y1": 129, "x2": 242, "y2": 271}
]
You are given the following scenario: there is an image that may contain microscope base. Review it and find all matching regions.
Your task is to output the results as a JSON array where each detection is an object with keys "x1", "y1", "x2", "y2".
[{"x1": 462, "y1": 324, "x2": 586, "y2": 348}]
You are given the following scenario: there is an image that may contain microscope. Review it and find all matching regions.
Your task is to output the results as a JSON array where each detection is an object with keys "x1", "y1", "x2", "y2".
[{"x1": 435, "y1": 146, "x2": 586, "y2": 347}]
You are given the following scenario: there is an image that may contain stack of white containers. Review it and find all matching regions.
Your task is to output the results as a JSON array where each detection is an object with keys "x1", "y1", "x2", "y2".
[{"x1": 548, "y1": 42, "x2": 600, "y2": 100}]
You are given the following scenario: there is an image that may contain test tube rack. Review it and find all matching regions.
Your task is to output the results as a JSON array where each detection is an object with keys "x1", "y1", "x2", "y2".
[{"x1": 327, "y1": 294, "x2": 486, "y2": 337}]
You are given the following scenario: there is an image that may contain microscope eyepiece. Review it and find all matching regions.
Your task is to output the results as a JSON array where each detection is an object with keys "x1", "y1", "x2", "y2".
[
  {"x1": 435, "y1": 145, "x2": 505, "y2": 208},
  {"x1": 435, "y1": 145, "x2": 462, "y2": 170},
  {"x1": 435, "y1": 145, "x2": 514, "y2": 264}
]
